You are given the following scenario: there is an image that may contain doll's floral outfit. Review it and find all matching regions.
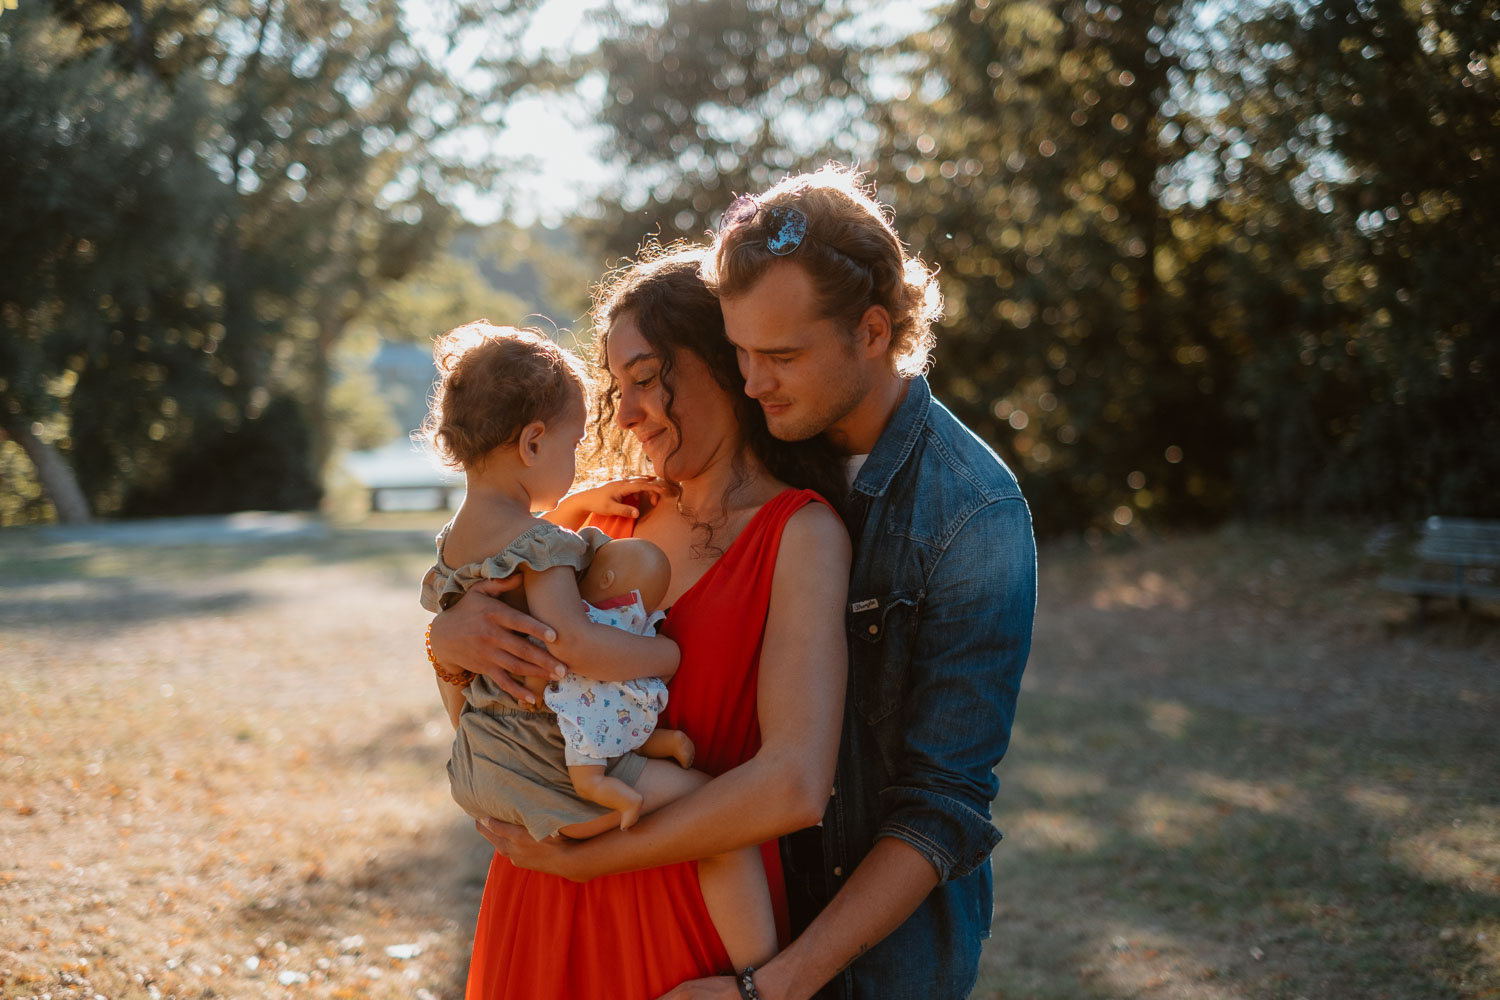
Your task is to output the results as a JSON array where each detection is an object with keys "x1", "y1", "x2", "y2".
[{"x1": 545, "y1": 590, "x2": 668, "y2": 767}]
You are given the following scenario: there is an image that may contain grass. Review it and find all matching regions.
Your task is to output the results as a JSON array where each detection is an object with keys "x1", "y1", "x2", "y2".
[
  {"x1": 1, "y1": 515, "x2": 1497, "y2": 999},
  {"x1": 977, "y1": 525, "x2": 1500, "y2": 1000}
]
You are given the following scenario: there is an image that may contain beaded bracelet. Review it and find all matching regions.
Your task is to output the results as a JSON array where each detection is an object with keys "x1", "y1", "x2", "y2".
[
  {"x1": 425, "y1": 621, "x2": 474, "y2": 687},
  {"x1": 735, "y1": 966, "x2": 762, "y2": 1000}
]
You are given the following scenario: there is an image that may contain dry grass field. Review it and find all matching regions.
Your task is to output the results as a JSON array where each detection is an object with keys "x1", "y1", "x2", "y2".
[{"x1": 2, "y1": 514, "x2": 1497, "y2": 999}]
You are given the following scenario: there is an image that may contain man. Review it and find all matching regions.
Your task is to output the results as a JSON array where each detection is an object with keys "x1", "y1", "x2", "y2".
[
  {"x1": 659, "y1": 167, "x2": 1036, "y2": 999},
  {"x1": 429, "y1": 166, "x2": 1035, "y2": 1000}
]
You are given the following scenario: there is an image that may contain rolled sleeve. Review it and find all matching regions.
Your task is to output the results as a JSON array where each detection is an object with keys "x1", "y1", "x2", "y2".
[
  {"x1": 877, "y1": 784, "x2": 1005, "y2": 881},
  {"x1": 875, "y1": 496, "x2": 1036, "y2": 883}
]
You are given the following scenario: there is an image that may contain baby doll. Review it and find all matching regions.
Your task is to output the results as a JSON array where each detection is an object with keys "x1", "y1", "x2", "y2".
[{"x1": 546, "y1": 536, "x2": 696, "y2": 827}]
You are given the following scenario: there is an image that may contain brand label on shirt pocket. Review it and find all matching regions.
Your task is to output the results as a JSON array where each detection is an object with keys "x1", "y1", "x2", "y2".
[{"x1": 848, "y1": 591, "x2": 919, "y2": 724}]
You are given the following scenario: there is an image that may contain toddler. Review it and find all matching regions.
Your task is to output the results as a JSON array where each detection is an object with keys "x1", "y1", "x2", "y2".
[{"x1": 417, "y1": 321, "x2": 775, "y2": 972}]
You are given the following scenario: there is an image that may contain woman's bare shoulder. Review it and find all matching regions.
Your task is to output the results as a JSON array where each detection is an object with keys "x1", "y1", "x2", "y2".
[{"x1": 778, "y1": 501, "x2": 851, "y2": 570}]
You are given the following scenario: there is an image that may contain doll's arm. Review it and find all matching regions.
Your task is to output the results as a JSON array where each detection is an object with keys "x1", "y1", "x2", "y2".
[{"x1": 521, "y1": 564, "x2": 681, "y2": 682}]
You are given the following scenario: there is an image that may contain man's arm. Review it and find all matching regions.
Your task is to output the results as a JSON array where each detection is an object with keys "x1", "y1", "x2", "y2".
[{"x1": 714, "y1": 497, "x2": 1037, "y2": 1000}]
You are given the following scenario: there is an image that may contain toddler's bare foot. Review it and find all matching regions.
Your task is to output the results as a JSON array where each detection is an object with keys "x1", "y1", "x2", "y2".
[
  {"x1": 641, "y1": 727, "x2": 695, "y2": 769},
  {"x1": 620, "y1": 794, "x2": 643, "y2": 831}
]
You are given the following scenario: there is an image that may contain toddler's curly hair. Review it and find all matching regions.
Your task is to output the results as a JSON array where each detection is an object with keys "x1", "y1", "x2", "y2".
[{"x1": 422, "y1": 321, "x2": 590, "y2": 469}]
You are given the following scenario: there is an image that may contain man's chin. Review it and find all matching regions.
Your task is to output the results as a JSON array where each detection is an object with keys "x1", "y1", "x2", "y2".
[{"x1": 765, "y1": 414, "x2": 824, "y2": 443}]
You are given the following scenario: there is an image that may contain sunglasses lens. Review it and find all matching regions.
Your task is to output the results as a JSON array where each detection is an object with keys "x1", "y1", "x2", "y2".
[
  {"x1": 723, "y1": 195, "x2": 759, "y2": 227},
  {"x1": 765, "y1": 206, "x2": 807, "y2": 256}
]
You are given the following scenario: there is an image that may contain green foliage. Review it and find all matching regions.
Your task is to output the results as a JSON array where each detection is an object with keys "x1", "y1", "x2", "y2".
[
  {"x1": 0, "y1": 0, "x2": 541, "y2": 522},
  {"x1": 119, "y1": 394, "x2": 322, "y2": 515},
  {"x1": 1207, "y1": 0, "x2": 1500, "y2": 517},
  {"x1": 6, "y1": 0, "x2": 1495, "y2": 529},
  {"x1": 881, "y1": 0, "x2": 1244, "y2": 535},
  {"x1": 0, "y1": 6, "x2": 232, "y2": 516},
  {"x1": 572, "y1": 0, "x2": 1499, "y2": 531},
  {"x1": 353, "y1": 241, "x2": 531, "y2": 345},
  {"x1": 581, "y1": 0, "x2": 870, "y2": 255}
]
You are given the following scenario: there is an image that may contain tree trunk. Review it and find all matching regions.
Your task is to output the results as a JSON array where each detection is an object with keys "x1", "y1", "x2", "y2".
[{"x1": 0, "y1": 413, "x2": 92, "y2": 524}]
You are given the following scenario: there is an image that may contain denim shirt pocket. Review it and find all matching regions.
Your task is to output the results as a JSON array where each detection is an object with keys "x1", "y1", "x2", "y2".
[{"x1": 847, "y1": 591, "x2": 920, "y2": 726}]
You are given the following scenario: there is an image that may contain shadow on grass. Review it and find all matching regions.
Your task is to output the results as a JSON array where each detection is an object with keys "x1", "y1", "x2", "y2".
[
  {"x1": 0, "y1": 523, "x2": 440, "y2": 586},
  {"x1": 979, "y1": 692, "x2": 1500, "y2": 1000},
  {"x1": 0, "y1": 582, "x2": 263, "y2": 633}
]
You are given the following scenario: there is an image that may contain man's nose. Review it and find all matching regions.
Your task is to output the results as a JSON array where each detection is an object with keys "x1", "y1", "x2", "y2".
[{"x1": 742, "y1": 359, "x2": 772, "y2": 399}]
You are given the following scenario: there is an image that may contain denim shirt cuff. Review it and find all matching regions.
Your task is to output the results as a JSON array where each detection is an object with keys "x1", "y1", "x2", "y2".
[{"x1": 875, "y1": 785, "x2": 1004, "y2": 883}]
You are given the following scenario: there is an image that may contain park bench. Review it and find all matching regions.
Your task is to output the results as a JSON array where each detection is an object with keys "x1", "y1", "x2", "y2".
[
  {"x1": 1378, "y1": 516, "x2": 1500, "y2": 619},
  {"x1": 367, "y1": 482, "x2": 459, "y2": 513}
]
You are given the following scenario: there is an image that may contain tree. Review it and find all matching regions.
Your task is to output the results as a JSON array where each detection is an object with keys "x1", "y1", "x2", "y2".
[
  {"x1": 1208, "y1": 0, "x2": 1500, "y2": 517},
  {"x1": 578, "y1": 0, "x2": 874, "y2": 257},
  {"x1": 877, "y1": 0, "x2": 1242, "y2": 533},
  {"x1": 1, "y1": 0, "x2": 552, "y2": 520},
  {"x1": 0, "y1": 6, "x2": 229, "y2": 521}
]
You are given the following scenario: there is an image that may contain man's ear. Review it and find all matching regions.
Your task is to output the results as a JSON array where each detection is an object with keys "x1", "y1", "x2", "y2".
[
  {"x1": 517, "y1": 421, "x2": 547, "y2": 466},
  {"x1": 855, "y1": 304, "x2": 893, "y2": 359}
]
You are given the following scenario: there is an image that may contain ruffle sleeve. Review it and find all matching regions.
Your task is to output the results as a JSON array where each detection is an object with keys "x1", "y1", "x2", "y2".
[{"x1": 425, "y1": 520, "x2": 612, "y2": 612}]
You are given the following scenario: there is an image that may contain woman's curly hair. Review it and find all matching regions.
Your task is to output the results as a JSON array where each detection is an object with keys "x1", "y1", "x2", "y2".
[
  {"x1": 584, "y1": 243, "x2": 845, "y2": 551},
  {"x1": 421, "y1": 321, "x2": 590, "y2": 469}
]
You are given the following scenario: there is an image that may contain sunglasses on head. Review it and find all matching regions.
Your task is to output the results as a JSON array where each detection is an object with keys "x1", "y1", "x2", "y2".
[{"x1": 721, "y1": 195, "x2": 808, "y2": 256}]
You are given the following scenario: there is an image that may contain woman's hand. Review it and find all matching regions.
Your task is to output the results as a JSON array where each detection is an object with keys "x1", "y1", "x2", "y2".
[
  {"x1": 474, "y1": 817, "x2": 594, "y2": 881},
  {"x1": 654, "y1": 977, "x2": 740, "y2": 1000},
  {"x1": 428, "y1": 578, "x2": 567, "y2": 706},
  {"x1": 546, "y1": 477, "x2": 671, "y2": 529}
]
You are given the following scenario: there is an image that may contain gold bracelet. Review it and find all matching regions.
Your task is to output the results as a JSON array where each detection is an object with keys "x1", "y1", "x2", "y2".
[{"x1": 426, "y1": 621, "x2": 474, "y2": 687}]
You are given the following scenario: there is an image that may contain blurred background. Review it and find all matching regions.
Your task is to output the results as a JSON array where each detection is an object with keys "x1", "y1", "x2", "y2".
[
  {"x1": 3, "y1": 3, "x2": 1499, "y2": 1000},
  {"x1": 3, "y1": 0, "x2": 1495, "y2": 532}
]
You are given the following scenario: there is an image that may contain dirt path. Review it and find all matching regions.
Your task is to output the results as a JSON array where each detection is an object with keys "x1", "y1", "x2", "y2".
[{"x1": 1, "y1": 520, "x2": 487, "y2": 1000}]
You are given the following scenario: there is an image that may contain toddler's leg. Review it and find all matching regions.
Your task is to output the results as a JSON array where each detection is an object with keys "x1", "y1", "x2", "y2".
[
  {"x1": 634, "y1": 762, "x2": 778, "y2": 972},
  {"x1": 568, "y1": 763, "x2": 645, "y2": 831},
  {"x1": 638, "y1": 726, "x2": 695, "y2": 768}
]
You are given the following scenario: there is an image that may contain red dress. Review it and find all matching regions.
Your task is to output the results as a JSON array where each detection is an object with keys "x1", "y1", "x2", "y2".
[{"x1": 464, "y1": 488, "x2": 826, "y2": 999}]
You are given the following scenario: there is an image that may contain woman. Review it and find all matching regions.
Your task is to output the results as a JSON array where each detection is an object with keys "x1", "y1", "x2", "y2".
[{"x1": 427, "y1": 244, "x2": 850, "y2": 999}]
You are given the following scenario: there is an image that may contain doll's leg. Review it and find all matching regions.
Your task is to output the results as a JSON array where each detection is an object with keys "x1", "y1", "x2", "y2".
[
  {"x1": 567, "y1": 762, "x2": 645, "y2": 831},
  {"x1": 633, "y1": 762, "x2": 778, "y2": 972},
  {"x1": 638, "y1": 726, "x2": 695, "y2": 768}
]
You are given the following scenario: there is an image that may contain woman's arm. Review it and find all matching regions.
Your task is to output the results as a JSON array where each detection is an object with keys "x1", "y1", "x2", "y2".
[
  {"x1": 427, "y1": 577, "x2": 567, "y2": 706},
  {"x1": 483, "y1": 503, "x2": 850, "y2": 878},
  {"x1": 522, "y1": 564, "x2": 682, "y2": 683}
]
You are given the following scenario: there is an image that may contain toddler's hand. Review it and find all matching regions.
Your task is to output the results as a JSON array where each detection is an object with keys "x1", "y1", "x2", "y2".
[{"x1": 551, "y1": 477, "x2": 671, "y2": 525}]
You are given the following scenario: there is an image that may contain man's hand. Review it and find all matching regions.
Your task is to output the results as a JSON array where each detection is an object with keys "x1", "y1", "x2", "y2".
[
  {"x1": 655, "y1": 977, "x2": 740, "y2": 1000},
  {"x1": 474, "y1": 817, "x2": 593, "y2": 881},
  {"x1": 428, "y1": 578, "x2": 565, "y2": 705}
]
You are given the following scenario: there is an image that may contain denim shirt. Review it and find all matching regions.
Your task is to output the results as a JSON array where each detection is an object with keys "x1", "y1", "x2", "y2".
[{"x1": 781, "y1": 375, "x2": 1037, "y2": 1000}]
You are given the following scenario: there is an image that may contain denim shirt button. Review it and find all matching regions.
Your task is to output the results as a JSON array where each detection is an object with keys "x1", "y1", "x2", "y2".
[
  {"x1": 833, "y1": 866, "x2": 843, "y2": 877},
  {"x1": 866, "y1": 624, "x2": 878, "y2": 635}
]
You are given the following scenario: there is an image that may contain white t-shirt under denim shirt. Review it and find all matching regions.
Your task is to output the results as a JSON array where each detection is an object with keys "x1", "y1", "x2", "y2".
[{"x1": 844, "y1": 454, "x2": 869, "y2": 489}]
